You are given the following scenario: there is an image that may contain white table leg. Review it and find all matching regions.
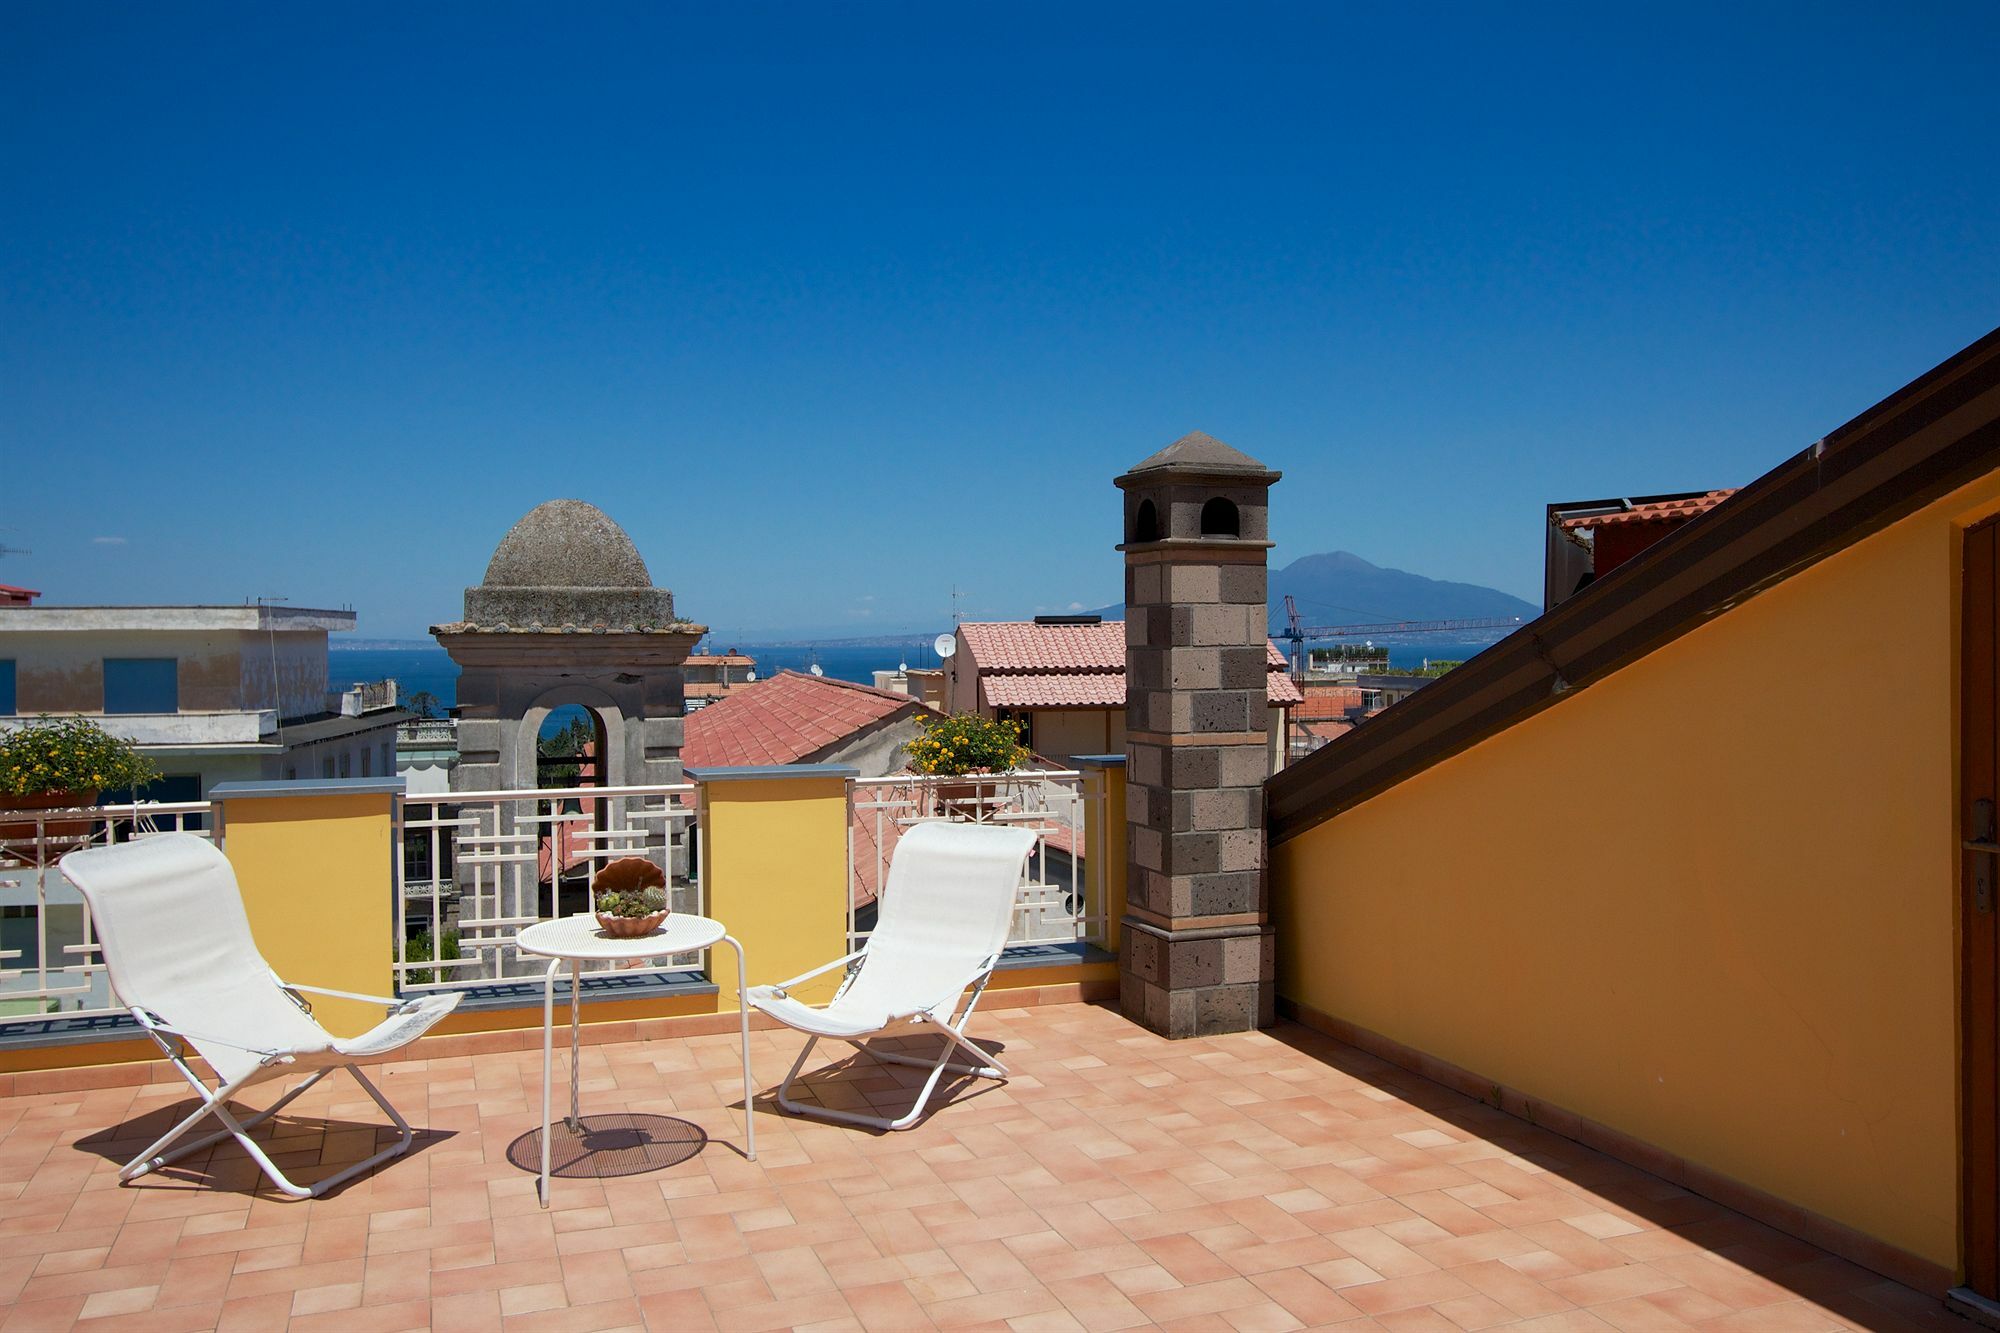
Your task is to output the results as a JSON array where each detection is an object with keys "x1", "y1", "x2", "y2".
[
  {"x1": 540, "y1": 956, "x2": 562, "y2": 1208},
  {"x1": 567, "y1": 959, "x2": 583, "y2": 1132},
  {"x1": 724, "y1": 934, "x2": 756, "y2": 1160}
]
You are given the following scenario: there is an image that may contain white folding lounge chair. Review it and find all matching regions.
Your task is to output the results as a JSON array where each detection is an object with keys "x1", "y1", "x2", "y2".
[
  {"x1": 747, "y1": 820, "x2": 1037, "y2": 1130},
  {"x1": 60, "y1": 833, "x2": 462, "y2": 1198}
]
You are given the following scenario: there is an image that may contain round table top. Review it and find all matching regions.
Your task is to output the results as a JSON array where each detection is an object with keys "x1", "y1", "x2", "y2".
[{"x1": 515, "y1": 912, "x2": 727, "y2": 962}]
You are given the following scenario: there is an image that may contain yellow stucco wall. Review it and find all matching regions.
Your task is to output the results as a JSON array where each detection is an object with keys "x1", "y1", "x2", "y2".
[
  {"x1": 218, "y1": 789, "x2": 397, "y2": 1037},
  {"x1": 1273, "y1": 471, "x2": 2000, "y2": 1273},
  {"x1": 701, "y1": 774, "x2": 852, "y2": 1006}
]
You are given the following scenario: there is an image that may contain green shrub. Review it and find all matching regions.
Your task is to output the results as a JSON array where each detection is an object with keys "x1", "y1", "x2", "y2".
[
  {"x1": 404, "y1": 929, "x2": 461, "y2": 986},
  {"x1": 0, "y1": 716, "x2": 158, "y2": 797},
  {"x1": 904, "y1": 713, "x2": 1028, "y2": 776}
]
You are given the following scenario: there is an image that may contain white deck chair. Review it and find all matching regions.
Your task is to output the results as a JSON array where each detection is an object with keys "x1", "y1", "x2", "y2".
[
  {"x1": 59, "y1": 832, "x2": 461, "y2": 1198},
  {"x1": 747, "y1": 821, "x2": 1037, "y2": 1130}
]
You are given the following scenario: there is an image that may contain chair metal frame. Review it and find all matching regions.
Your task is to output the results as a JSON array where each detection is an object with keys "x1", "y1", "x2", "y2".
[
  {"x1": 761, "y1": 947, "x2": 1008, "y2": 1132},
  {"x1": 118, "y1": 979, "x2": 429, "y2": 1199}
]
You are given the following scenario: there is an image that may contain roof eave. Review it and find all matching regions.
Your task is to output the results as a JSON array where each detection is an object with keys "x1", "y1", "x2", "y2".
[{"x1": 1268, "y1": 324, "x2": 2000, "y2": 846}]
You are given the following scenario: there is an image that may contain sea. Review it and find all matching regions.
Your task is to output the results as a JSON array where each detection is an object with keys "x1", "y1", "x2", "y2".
[{"x1": 330, "y1": 637, "x2": 1506, "y2": 710}]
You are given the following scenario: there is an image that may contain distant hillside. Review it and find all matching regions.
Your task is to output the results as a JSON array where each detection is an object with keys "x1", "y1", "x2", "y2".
[{"x1": 1096, "y1": 550, "x2": 1539, "y2": 629}]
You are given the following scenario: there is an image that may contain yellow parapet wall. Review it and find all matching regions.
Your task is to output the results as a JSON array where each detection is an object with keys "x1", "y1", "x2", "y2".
[
  {"x1": 213, "y1": 780, "x2": 401, "y2": 1038},
  {"x1": 1272, "y1": 469, "x2": 2000, "y2": 1280},
  {"x1": 691, "y1": 766, "x2": 855, "y2": 1007}
]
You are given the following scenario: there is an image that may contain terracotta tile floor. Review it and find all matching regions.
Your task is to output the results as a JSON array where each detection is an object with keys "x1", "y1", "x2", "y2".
[{"x1": 0, "y1": 1002, "x2": 1970, "y2": 1331}]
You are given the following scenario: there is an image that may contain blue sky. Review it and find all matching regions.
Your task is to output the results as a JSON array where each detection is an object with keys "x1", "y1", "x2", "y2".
[{"x1": 4, "y1": 3, "x2": 1996, "y2": 640}]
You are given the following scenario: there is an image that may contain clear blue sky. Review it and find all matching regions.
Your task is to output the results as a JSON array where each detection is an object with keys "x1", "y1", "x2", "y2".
[{"x1": 4, "y1": 4, "x2": 1996, "y2": 640}]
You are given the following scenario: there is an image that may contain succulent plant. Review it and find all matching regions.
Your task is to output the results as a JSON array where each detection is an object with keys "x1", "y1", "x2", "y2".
[{"x1": 596, "y1": 886, "x2": 668, "y2": 919}]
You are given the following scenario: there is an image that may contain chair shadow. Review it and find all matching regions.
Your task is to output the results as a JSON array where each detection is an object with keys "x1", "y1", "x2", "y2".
[
  {"x1": 1264, "y1": 1020, "x2": 1963, "y2": 1331},
  {"x1": 74, "y1": 1096, "x2": 455, "y2": 1200},
  {"x1": 745, "y1": 1033, "x2": 1012, "y2": 1134}
]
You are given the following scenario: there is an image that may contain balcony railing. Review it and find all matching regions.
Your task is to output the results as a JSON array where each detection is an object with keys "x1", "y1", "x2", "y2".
[
  {"x1": 0, "y1": 801, "x2": 214, "y2": 1026},
  {"x1": 849, "y1": 770, "x2": 1098, "y2": 955},
  {"x1": 395, "y1": 782, "x2": 702, "y2": 995}
]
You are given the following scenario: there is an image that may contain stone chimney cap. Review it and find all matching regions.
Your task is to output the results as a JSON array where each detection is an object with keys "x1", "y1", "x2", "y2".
[{"x1": 1121, "y1": 431, "x2": 1277, "y2": 481}]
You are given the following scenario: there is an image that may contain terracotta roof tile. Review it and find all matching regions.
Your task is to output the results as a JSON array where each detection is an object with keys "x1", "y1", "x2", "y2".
[
  {"x1": 681, "y1": 670, "x2": 919, "y2": 769},
  {"x1": 1294, "y1": 685, "x2": 1363, "y2": 721},
  {"x1": 983, "y1": 673, "x2": 1127, "y2": 709},
  {"x1": 962, "y1": 619, "x2": 1299, "y2": 708},
  {"x1": 958, "y1": 621, "x2": 1127, "y2": 672},
  {"x1": 1559, "y1": 490, "x2": 1737, "y2": 531}
]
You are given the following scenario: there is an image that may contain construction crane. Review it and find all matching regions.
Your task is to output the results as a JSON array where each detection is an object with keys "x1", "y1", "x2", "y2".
[{"x1": 1279, "y1": 595, "x2": 1524, "y2": 677}]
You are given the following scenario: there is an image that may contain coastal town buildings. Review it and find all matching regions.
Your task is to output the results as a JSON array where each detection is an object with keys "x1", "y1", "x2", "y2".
[
  {"x1": 0, "y1": 602, "x2": 407, "y2": 799},
  {"x1": 945, "y1": 614, "x2": 1300, "y2": 770}
]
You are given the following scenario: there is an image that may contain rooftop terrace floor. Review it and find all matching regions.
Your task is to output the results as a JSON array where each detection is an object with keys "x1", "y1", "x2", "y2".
[{"x1": 0, "y1": 1001, "x2": 1967, "y2": 1332}]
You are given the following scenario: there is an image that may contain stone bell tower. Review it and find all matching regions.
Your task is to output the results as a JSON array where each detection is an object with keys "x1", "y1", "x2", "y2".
[{"x1": 1116, "y1": 432, "x2": 1279, "y2": 1038}]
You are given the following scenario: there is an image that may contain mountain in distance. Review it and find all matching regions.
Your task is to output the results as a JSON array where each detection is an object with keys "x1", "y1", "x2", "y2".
[{"x1": 1095, "y1": 550, "x2": 1540, "y2": 629}]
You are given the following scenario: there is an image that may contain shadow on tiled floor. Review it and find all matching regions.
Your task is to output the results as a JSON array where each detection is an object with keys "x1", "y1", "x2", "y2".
[{"x1": 0, "y1": 1001, "x2": 1971, "y2": 1329}]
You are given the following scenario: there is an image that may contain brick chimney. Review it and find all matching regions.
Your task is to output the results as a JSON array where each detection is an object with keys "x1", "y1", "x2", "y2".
[{"x1": 1116, "y1": 432, "x2": 1279, "y2": 1038}]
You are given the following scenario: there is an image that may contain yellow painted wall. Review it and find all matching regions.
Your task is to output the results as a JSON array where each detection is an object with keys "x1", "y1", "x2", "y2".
[
  {"x1": 700, "y1": 775, "x2": 852, "y2": 1006},
  {"x1": 1030, "y1": 709, "x2": 1113, "y2": 763},
  {"x1": 218, "y1": 790, "x2": 396, "y2": 1037},
  {"x1": 1273, "y1": 470, "x2": 2000, "y2": 1274},
  {"x1": 1082, "y1": 762, "x2": 1129, "y2": 953}
]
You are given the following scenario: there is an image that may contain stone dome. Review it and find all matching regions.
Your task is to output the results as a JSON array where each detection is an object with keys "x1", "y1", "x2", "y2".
[
  {"x1": 480, "y1": 500, "x2": 652, "y2": 589},
  {"x1": 457, "y1": 499, "x2": 680, "y2": 631}
]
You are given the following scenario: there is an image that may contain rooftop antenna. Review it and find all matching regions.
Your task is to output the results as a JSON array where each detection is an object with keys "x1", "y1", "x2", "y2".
[
  {"x1": 256, "y1": 596, "x2": 290, "y2": 749},
  {"x1": 950, "y1": 585, "x2": 964, "y2": 626}
]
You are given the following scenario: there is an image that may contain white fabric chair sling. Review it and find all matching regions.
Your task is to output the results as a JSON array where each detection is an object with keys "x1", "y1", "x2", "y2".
[
  {"x1": 747, "y1": 820, "x2": 1037, "y2": 1130},
  {"x1": 60, "y1": 832, "x2": 461, "y2": 1198}
]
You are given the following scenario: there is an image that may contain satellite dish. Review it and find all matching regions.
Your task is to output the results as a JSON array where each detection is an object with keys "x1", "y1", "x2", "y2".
[
  {"x1": 810, "y1": 664, "x2": 824, "y2": 677},
  {"x1": 898, "y1": 661, "x2": 908, "y2": 672},
  {"x1": 933, "y1": 633, "x2": 956, "y2": 660},
  {"x1": 745, "y1": 670, "x2": 756, "y2": 681}
]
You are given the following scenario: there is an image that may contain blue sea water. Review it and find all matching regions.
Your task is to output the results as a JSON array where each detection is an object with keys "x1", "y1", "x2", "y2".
[{"x1": 330, "y1": 636, "x2": 1508, "y2": 711}]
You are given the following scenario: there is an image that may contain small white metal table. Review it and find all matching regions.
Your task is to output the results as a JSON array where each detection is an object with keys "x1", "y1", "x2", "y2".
[{"x1": 514, "y1": 913, "x2": 755, "y2": 1207}]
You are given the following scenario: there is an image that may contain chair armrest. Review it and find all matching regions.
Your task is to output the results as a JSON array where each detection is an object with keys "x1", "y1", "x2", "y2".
[
  {"x1": 764, "y1": 949, "x2": 867, "y2": 996},
  {"x1": 284, "y1": 982, "x2": 410, "y2": 1007}
]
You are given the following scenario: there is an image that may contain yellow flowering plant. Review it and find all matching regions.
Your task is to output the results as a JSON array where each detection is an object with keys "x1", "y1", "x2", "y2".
[
  {"x1": 903, "y1": 713, "x2": 1028, "y2": 777},
  {"x1": 0, "y1": 715, "x2": 158, "y2": 798}
]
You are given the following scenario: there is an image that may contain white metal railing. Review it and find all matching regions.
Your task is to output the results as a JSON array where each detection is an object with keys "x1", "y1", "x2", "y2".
[
  {"x1": 395, "y1": 782, "x2": 701, "y2": 994},
  {"x1": 0, "y1": 801, "x2": 214, "y2": 1026},
  {"x1": 848, "y1": 770, "x2": 1099, "y2": 955}
]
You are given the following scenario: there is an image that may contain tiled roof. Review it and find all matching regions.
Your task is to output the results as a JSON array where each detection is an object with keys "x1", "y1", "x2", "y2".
[
  {"x1": 959, "y1": 621, "x2": 1127, "y2": 672},
  {"x1": 681, "y1": 670, "x2": 919, "y2": 768},
  {"x1": 962, "y1": 620, "x2": 1300, "y2": 708},
  {"x1": 983, "y1": 673, "x2": 1126, "y2": 709},
  {"x1": 1559, "y1": 490, "x2": 1736, "y2": 531},
  {"x1": 1294, "y1": 685, "x2": 1364, "y2": 722}
]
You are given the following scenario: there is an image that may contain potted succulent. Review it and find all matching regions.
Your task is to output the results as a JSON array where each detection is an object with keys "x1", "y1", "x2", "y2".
[
  {"x1": 1, "y1": 715, "x2": 158, "y2": 861},
  {"x1": 903, "y1": 713, "x2": 1029, "y2": 818},
  {"x1": 591, "y1": 856, "x2": 670, "y2": 938}
]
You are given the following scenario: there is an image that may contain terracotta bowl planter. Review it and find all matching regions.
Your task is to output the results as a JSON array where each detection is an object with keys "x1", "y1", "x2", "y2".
[{"x1": 595, "y1": 910, "x2": 670, "y2": 939}]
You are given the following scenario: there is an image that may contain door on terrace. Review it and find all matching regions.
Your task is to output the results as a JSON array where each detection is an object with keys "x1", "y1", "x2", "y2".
[{"x1": 1962, "y1": 516, "x2": 2000, "y2": 1299}]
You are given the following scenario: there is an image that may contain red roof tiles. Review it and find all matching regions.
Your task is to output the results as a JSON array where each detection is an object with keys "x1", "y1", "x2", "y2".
[
  {"x1": 958, "y1": 621, "x2": 1127, "y2": 672},
  {"x1": 1559, "y1": 490, "x2": 1737, "y2": 530},
  {"x1": 681, "y1": 670, "x2": 920, "y2": 769},
  {"x1": 960, "y1": 620, "x2": 1300, "y2": 709},
  {"x1": 983, "y1": 673, "x2": 1127, "y2": 709}
]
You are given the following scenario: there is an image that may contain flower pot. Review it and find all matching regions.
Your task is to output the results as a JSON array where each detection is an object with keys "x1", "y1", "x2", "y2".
[
  {"x1": 933, "y1": 775, "x2": 1003, "y2": 820},
  {"x1": 0, "y1": 790, "x2": 99, "y2": 866},
  {"x1": 595, "y1": 909, "x2": 670, "y2": 939}
]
